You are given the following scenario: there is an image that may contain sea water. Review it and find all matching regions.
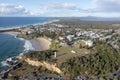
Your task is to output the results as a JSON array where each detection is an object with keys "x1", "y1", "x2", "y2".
[
  {"x1": 0, "y1": 17, "x2": 52, "y2": 28},
  {"x1": 0, "y1": 17, "x2": 52, "y2": 70},
  {"x1": 0, "y1": 34, "x2": 25, "y2": 70}
]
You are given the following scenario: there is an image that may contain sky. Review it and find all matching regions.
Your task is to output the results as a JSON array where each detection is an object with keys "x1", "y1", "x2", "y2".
[{"x1": 0, "y1": 0, "x2": 120, "y2": 17}]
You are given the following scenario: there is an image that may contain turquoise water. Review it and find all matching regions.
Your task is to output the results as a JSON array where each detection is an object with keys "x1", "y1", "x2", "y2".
[{"x1": 0, "y1": 34, "x2": 25, "y2": 70}]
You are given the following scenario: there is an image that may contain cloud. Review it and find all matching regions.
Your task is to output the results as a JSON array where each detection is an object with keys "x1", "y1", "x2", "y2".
[
  {"x1": 41, "y1": 3, "x2": 89, "y2": 12},
  {"x1": 42, "y1": 3, "x2": 76, "y2": 10},
  {"x1": 92, "y1": 0, "x2": 120, "y2": 12},
  {"x1": 0, "y1": 3, "x2": 38, "y2": 16},
  {"x1": 1, "y1": 1, "x2": 120, "y2": 17},
  {"x1": 41, "y1": 1, "x2": 120, "y2": 14}
]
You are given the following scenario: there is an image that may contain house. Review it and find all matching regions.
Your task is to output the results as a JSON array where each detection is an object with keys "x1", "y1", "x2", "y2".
[
  {"x1": 85, "y1": 50, "x2": 91, "y2": 54},
  {"x1": 66, "y1": 34, "x2": 75, "y2": 41},
  {"x1": 59, "y1": 35, "x2": 65, "y2": 40},
  {"x1": 71, "y1": 50, "x2": 76, "y2": 53},
  {"x1": 59, "y1": 40, "x2": 66, "y2": 46},
  {"x1": 82, "y1": 40, "x2": 93, "y2": 47}
]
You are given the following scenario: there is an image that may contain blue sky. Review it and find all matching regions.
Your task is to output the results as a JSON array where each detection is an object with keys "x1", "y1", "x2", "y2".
[{"x1": 0, "y1": 0, "x2": 120, "y2": 17}]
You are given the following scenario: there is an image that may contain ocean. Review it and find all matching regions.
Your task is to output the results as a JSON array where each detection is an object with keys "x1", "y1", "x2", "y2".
[
  {"x1": 0, "y1": 17, "x2": 52, "y2": 29},
  {"x1": 0, "y1": 17, "x2": 53, "y2": 70}
]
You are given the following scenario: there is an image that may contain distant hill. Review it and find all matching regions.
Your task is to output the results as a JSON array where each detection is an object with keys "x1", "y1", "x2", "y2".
[
  {"x1": 80, "y1": 16, "x2": 120, "y2": 21},
  {"x1": 52, "y1": 16, "x2": 120, "y2": 21}
]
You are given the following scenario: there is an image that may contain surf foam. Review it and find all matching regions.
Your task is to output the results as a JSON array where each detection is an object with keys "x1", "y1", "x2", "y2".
[{"x1": 1, "y1": 35, "x2": 35, "y2": 67}]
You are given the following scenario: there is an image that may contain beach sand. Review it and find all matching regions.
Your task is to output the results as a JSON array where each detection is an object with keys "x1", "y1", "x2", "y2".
[
  {"x1": 1, "y1": 31, "x2": 20, "y2": 36},
  {"x1": 30, "y1": 38, "x2": 51, "y2": 51},
  {"x1": 1, "y1": 31, "x2": 51, "y2": 51}
]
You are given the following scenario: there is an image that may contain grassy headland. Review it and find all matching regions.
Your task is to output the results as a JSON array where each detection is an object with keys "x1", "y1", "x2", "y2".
[{"x1": 3, "y1": 18, "x2": 120, "y2": 80}]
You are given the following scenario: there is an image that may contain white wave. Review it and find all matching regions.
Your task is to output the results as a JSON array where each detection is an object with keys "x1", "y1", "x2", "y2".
[
  {"x1": 24, "y1": 40, "x2": 35, "y2": 51},
  {"x1": 18, "y1": 37, "x2": 24, "y2": 41},
  {"x1": 1, "y1": 37, "x2": 35, "y2": 67},
  {"x1": 10, "y1": 35, "x2": 34, "y2": 51},
  {"x1": 0, "y1": 19, "x2": 59, "y2": 68},
  {"x1": 18, "y1": 40, "x2": 35, "y2": 56},
  {"x1": 1, "y1": 57, "x2": 13, "y2": 66},
  {"x1": 1, "y1": 61, "x2": 9, "y2": 66}
]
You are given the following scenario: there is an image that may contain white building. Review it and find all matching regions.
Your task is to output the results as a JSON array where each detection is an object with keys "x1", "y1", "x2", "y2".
[
  {"x1": 84, "y1": 40, "x2": 93, "y2": 47},
  {"x1": 66, "y1": 35, "x2": 75, "y2": 41},
  {"x1": 59, "y1": 35, "x2": 65, "y2": 40}
]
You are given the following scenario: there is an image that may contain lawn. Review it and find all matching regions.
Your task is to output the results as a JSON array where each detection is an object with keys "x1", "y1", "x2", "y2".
[{"x1": 54, "y1": 42, "x2": 92, "y2": 64}]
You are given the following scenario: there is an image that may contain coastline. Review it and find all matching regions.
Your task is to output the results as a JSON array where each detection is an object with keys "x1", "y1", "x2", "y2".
[
  {"x1": 0, "y1": 19, "x2": 59, "y2": 31},
  {"x1": 0, "y1": 18, "x2": 54, "y2": 74},
  {"x1": 0, "y1": 17, "x2": 54, "y2": 56},
  {"x1": 30, "y1": 38, "x2": 51, "y2": 51},
  {"x1": 1, "y1": 31, "x2": 20, "y2": 36},
  {"x1": 0, "y1": 18, "x2": 55, "y2": 64},
  {"x1": 1, "y1": 32, "x2": 51, "y2": 51},
  {"x1": 0, "y1": 32, "x2": 51, "y2": 68},
  {"x1": 0, "y1": 33, "x2": 34, "y2": 68}
]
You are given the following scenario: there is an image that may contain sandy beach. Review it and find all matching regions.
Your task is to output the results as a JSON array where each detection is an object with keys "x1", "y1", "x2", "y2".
[
  {"x1": 1, "y1": 31, "x2": 51, "y2": 51},
  {"x1": 30, "y1": 38, "x2": 51, "y2": 51},
  {"x1": 1, "y1": 31, "x2": 20, "y2": 36}
]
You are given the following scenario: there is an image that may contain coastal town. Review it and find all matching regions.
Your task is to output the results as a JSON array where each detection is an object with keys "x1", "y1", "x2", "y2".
[{"x1": 0, "y1": 19, "x2": 120, "y2": 80}]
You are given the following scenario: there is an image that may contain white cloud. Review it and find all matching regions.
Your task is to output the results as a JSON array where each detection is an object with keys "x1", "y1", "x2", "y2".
[
  {"x1": 42, "y1": 3, "x2": 76, "y2": 10},
  {"x1": 37, "y1": 2, "x2": 96, "y2": 17},
  {"x1": 0, "y1": 3, "x2": 38, "y2": 16},
  {"x1": 1, "y1": 1, "x2": 120, "y2": 17},
  {"x1": 92, "y1": 0, "x2": 120, "y2": 12},
  {"x1": 41, "y1": 2, "x2": 89, "y2": 12}
]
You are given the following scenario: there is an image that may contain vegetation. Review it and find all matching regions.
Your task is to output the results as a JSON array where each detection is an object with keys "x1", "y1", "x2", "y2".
[
  {"x1": 54, "y1": 19, "x2": 120, "y2": 29},
  {"x1": 60, "y1": 43, "x2": 120, "y2": 78},
  {"x1": 8, "y1": 61, "x2": 59, "y2": 80},
  {"x1": 50, "y1": 41, "x2": 61, "y2": 50},
  {"x1": 32, "y1": 27, "x2": 60, "y2": 40},
  {"x1": 24, "y1": 50, "x2": 54, "y2": 61}
]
